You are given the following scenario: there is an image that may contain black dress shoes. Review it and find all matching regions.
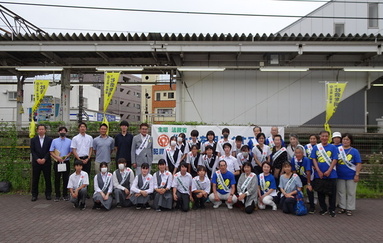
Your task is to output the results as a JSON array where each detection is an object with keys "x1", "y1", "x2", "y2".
[{"x1": 31, "y1": 196, "x2": 37, "y2": 201}]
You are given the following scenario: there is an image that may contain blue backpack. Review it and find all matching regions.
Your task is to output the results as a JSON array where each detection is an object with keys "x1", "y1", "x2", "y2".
[{"x1": 294, "y1": 190, "x2": 307, "y2": 216}]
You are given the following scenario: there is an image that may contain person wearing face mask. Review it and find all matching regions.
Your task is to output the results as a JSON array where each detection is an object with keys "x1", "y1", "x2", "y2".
[
  {"x1": 112, "y1": 158, "x2": 135, "y2": 207},
  {"x1": 236, "y1": 145, "x2": 253, "y2": 170},
  {"x1": 216, "y1": 128, "x2": 235, "y2": 157},
  {"x1": 164, "y1": 136, "x2": 183, "y2": 174},
  {"x1": 49, "y1": 126, "x2": 72, "y2": 202},
  {"x1": 93, "y1": 162, "x2": 113, "y2": 210}
]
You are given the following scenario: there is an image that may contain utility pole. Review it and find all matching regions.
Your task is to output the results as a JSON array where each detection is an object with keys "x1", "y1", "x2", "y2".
[{"x1": 77, "y1": 74, "x2": 84, "y2": 124}]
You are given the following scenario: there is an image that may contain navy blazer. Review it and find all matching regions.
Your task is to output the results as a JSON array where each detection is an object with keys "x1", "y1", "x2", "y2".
[{"x1": 30, "y1": 135, "x2": 53, "y2": 165}]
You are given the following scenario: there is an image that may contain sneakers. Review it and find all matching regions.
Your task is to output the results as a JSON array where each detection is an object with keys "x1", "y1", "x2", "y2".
[
  {"x1": 320, "y1": 210, "x2": 328, "y2": 216},
  {"x1": 79, "y1": 203, "x2": 86, "y2": 210},
  {"x1": 272, "y1": 205, "x2": 277, "y2": 211},
  {"x1": 73, "y1": 202, "x2": 79, "y2": 208},
  {"x1": 145, "y1": 203, "x2": 151, "y2": 210},
  {"x1": 156, "y1": 208, "x2": 161, "y2": 212},
  {"x1": 213, "y1": 201, "x2": 222, "y2": 209},
  {"x1": 136, "y1": 205, "x2": 142, "y2": 210},
  {"x1": 227, "y1": 204, "x2": 233, "y2": 209},
  {"x1": 63, "y1": 196, "x2": 70, "y2": 201},
  {"x1": 330, "y1": 211, "x2": 336, "y2": 217},
  {"x1": 54, "y1": 197, "x2": 60, "y2": 202},
  {"x1": 309, "y1": 207, "x2": 316, "y2": 214}
]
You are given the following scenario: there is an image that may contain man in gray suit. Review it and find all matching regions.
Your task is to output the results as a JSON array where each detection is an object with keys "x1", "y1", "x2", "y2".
[{"x1": 131, "y1": 123, "x2": 153, "y2": 175}]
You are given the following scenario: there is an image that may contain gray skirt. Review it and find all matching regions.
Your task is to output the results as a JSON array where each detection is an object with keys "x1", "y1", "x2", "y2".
[
  {"x1": 93, "y1": 192, "x2": 113, "y2": 210},
  {"x1": 153, "y1": 190, "x2": 173, "y2": 209},
  {"x1": 129, "y1": 193, "x2": 150, "y2": 205}
]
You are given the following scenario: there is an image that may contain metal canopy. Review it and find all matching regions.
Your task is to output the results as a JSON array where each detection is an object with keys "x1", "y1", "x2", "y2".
[{"x1": 0, "y1": 32, "x2": 383, "y2": 76}]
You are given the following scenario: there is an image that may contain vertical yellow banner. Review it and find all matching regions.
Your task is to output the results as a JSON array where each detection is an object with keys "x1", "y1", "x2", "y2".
[
  {"x1": 103, "y1": 72, "x2": 120, "y2": 134},
  {"x1": 29, "y1": 80, "x2": 50, "y2": 138},
  {"x1": 324, "y1": 82, "x2": 347, "y2": 135}
]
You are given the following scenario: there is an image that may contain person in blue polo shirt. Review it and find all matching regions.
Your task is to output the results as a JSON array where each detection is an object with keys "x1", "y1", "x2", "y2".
[{"x1": 310, "y1": 131, "x2": 338, "y2": 217}]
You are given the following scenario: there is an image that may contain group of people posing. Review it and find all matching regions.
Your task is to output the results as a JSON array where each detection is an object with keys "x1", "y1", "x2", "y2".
[{"x1": 30, "y1": 123, "x2": 362, "y2": 217}]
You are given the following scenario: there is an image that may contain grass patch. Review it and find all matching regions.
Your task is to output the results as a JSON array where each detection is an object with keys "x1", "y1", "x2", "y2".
[{"x1": 357, "y1": 182, "x2": 383, "y2": 199}]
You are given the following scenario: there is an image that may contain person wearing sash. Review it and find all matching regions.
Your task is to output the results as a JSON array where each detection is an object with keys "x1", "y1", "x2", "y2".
[
  {"x1": 164, "y1": 136, "x2": 182, "y2": 174},
  {"x1": 200, "y1": 145, "x2": 218, "y2": 179},
  {"x1": 209, "y1": 160, "x2": 238, "y2": 209},
  {"x1": 237, "y1": 145, "x2": 253, "y2": 169},
  {"x1": 49, "y1": 126, "x2": 72, "y2": 202},
  {"x1": 219, "y1": 143, "x2": 240, "y2": 176},
  {"x1": 304, "y1": 134, "x2": 319, "y2": 160},
  {"x1": 270, "y1": 135, "x2": 288, "y2": 183},
  {"x1": 153, "y1": 159, "x2": 173, "y2": 211},
  {"x1": 67, "y1": 160, "x2": 89, "y2": 210},
  {"x1": 131, "y1": 123, "x2": 153, "y2": 175},
  {"x1": 279, "y1": 162, "x2": 302, "y2": 214},
  {"x1": 336, "y1": 133, "x2": 362, "y2": 216},
  {"x1": 216, "y1": 128, "x2": 235, "y2": 157},
  {"x1": 129, "y1": 162, "x2": 154, "y2": 209},
  {"x1": 172, "y1": 162, "x2": 193, "y2": 212},
  {"x1": 93, "y1": 123, "x2": 115, "y2": 174},
  {"x1": 310, "y1": 131, "x2": 338, "y2": 217},
  {"x1": 93, "y1": 162, "x2": 113, "y2": 210},
  {"x1": 331, "y1": 132, "x2": 342, "y2": 147},
  {"x1": 258, "y1": 162, "x2": 278, "y2": 210},
  {"x1": 187, "y1": 144, "x2": 202, "y2": 177},
  {"x1": 30, "y1": 124, "x2": 53, "y2": 202},
  {"x1": 252, "y1": 133, "x2": 271, "y2": 175},
  {"x1": 201, "y1": 130, "x2": 217, "y2": 155},
  {"x1": 290, "y1": 147, "x2": 315, "y2": 214},
  {"x1": 112, "y1": 158, "x2": 135, "y2": 207},
  {"x1": 191, "y1": 165, "x2": 211, "y2": 209},
  {"x1": 233, "y1": 135, "x2": 244, "y2": 158},
  {"x1": 237, "y1": 162, "x2": 258, "y2": 214},
  {"x1": 187, "y1": 129, "x2": 201, "y2": 151},
  {"x1": 71, "y1": 122, "x2": 93, "y2": 179},
  {"x1": 265, "y1": 126, "x2": 285, "y2": 150},
  {"x1": 247, "y1": 125, "x2": 261, "y2": 151},
  {"x1": 114, "y1": 120, "x2": 133, "y2": 169},
  {"x1": 177, "y1": 133, "x2": 188, "y2": 162},
  {"x1": 286, "y1": 133, "x2": 305, "y2": 162}
]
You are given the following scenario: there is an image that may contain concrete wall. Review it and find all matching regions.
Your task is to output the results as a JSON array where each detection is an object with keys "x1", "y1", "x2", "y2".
[{"x1": 176, "y1": 70, "x2": 381, "y2": 126}]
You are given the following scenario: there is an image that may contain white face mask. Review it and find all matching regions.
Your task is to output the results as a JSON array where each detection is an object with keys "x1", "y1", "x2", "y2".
[
  {"x1": 177, "y1": 137, "x2": 183, "y2": 142},
  {"x1": 118, "y1": 164, "x2": 125, "y2": 170},
  {"x1": 170, "y1": 141, "x2": 177, "y2": 147},
  {"x1": 101, "y1": 167, "x2": 107, "y2": 173},
  {"x1": 242, "y1": 152, "x2": 249, "y2": 157}
]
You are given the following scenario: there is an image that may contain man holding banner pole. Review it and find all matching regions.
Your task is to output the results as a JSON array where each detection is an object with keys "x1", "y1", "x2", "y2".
[{"x1": 131, "y1": 123, "x2": 153, "y2": 175}]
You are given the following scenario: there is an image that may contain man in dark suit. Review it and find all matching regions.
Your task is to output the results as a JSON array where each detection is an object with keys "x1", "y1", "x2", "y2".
[{"x1": 30, "y1": 124, "x2": 53, "y2": 201}]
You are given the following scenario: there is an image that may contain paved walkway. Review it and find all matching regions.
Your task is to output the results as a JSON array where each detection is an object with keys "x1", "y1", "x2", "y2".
[{"x1": 0, "y1": 195, "x2": 382, "y2": 243}]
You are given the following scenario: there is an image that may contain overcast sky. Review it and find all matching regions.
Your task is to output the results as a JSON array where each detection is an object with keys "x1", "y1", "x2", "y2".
[{"x1": 0, "y1": 0, "x2": 327, "y2": 35}]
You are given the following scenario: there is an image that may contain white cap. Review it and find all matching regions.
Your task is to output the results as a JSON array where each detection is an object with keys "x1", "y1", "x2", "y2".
[{"x1": 332, "y1": 132, "x2": 342, "y2": 138}]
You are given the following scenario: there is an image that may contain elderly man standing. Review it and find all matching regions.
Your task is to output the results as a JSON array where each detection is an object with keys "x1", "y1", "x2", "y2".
[
  {"x1": 209, "y1": 160, "x2": 238, "y2": 209},
  {"x1": 131, "y1": 123, "x2": 153, "y2": 175}
]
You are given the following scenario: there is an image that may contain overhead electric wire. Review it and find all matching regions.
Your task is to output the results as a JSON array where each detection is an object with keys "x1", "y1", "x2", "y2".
[{"x1": 0, "y1": 1, "x2": 383, "y2": 20}]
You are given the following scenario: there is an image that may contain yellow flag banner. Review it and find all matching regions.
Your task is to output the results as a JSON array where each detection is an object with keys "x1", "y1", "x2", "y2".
[
  {"x1": 103, "y1": 72, "x2": 120, "y2": 112},
  {"x1": 29, "y1": 80, "x2": 50, "y2": 138},
  {"x1": 324, "y1": 82, "x2": 347, "y2": 135},
  {"x1": 103, "y1": 72, "x2": 120, "y2": 134}
]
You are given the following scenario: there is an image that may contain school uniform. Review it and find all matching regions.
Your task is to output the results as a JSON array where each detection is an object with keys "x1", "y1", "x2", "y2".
[
  {"x1": 201, "y1": 141, "x2": 217, "y2": 155},
  {"x1": 177, "y1": 142, "x2": 188, "y2": 157},
  {"x1": 112, "y1": 168, "x2": 135, "y2": 207},
  {"x1": 153, "y1": 170, "x2": 173, "y2": 210},
  {"x1": 236, "y1": 153, "x2": 253, "y2": 167},
  {"x1": 187, "y1": 152, "x2": 202, "y2": 177},
  {"x1": 67, "y1": 170, "x2": 89, "y2": 207},
  {"x1": 187, "y1": 140, "x2": 201, "y2": 151},
  {"x1": 71, "y1": 133, "x2": 93, "y2": 175},
  {"x1": 192, "y1": 176, "x2": 211, "y2": 209},
  {"x1": 163, "y1": 147, "x2": 182, "y2": 173},
  {"x1": 200, "y1": 154, "x2": 218, "y2": 179},
  {"x1": 93, "y1": 172, "x2": 113, "y2": 210},
  {"x1": 237, "y1": 172, "x2": 258, "y2": 214},
  {"x1": 129, "y1": 173, "x2": 154, "y2": 206},
  {"x1": 215, "y1": 139, "x2": 235, "y2": 156},
  {"x1": 172, "y1": 171, "x2": 193, "y2": 212}
]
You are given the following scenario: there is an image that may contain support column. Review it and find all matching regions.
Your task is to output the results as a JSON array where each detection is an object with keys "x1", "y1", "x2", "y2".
[
  {"x1": 16, "y1": 75, "x2": 26, "y2": 131},
  {"x1": 61, "y1": 69, "x2": 71, "y2": 125}
]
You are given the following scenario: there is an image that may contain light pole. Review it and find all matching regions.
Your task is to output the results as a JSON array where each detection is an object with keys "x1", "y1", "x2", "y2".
[{"x1": 145, "y1": 90, "x2": 151, "y2": 122}]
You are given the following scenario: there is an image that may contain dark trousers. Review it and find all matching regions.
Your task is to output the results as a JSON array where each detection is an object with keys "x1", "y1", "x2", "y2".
[
  {"x1": 317, "y1": 179, "x2": 337, "y2": 212},
  {"x1": 176, "y1": 191, "x2": 190, "y2": 212},
  {"x1": 31, "y1": 161, "x2": 52, "y2": 197},
  {"x1": 306, "y1": 187, "x2": 315, "y2": 209},
  {"x1": 192, "y1": 192, "x2": 207, "y2": 208},
  {"x1": 76, "y1": 157, "x2": 91, "y2": 175},
  {"x1": 280, "y1": 196, "x2": 296, "y2": 214},
  {"x1": 53, "y1": 161, "x2": 70, "y2": 198},
  {"x1": 244, "y1": 200, "x2": 256, "y2": 214}
]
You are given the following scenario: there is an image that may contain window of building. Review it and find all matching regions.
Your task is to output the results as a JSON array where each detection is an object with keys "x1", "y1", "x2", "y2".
[
  {"x1": 8, "y1": 91, "x2": 17, "y2": 101},
  {"x1": 137, "y1": 116, "x2": 140, "y2": 121},
  {"x1": 168, "y1": 92, "x2": 175, "y2": 99},
  {"x1": 156, "y1": 92, "x2": 161, "y2": 101},
  {"x1": 83, "y1": 97, "x2": 88, "y2": 109},
  {"x1": 157, "y1": 108, "x2": 173, "y2": 115},
  {"x1": 31, "y1": 94, "x2": 35, "y2": 102},
  {"x1": 334, "y1": 23, "x2": 344, "y2": 35},
  {"x1": 136, "y1": 104, "x2": 141, "y2": 109},
  {"x1": 369, "y1": 3, "x2": 379, "y2": 28},
  {"x1": 120, "y1": 101, "x2": 124, "y2": 105},
  {"x1": 137, "y1": 92, "x2": 141, "y2": 98},
  {"x1": 163, "y1": 92, "x2": 167, "y2": 97}
]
